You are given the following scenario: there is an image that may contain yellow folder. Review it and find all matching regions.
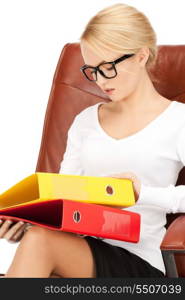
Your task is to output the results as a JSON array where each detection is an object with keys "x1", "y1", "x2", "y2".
[{"x1": 0, "y1": 172, "x2": 135, "y2": 210}]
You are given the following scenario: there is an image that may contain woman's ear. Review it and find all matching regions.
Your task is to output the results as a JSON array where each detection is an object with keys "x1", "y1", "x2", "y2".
[{"x1": 137, "y1": 47, "x2": 150, "y2": 67}]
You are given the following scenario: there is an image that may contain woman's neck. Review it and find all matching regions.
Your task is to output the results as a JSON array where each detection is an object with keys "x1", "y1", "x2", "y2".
[{"x1": 111, "y1": 70, "x2": 165, "y2": 114}]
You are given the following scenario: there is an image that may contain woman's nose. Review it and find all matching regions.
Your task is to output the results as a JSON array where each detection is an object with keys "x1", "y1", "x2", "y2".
[{"x1": 96, "y1": 72, "x2": 108, "y2": 85}]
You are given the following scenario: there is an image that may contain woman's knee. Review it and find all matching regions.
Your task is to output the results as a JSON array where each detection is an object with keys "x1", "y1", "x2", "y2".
[{"x1": 22, "y1": 225, "x2": 51, "y2": 246}]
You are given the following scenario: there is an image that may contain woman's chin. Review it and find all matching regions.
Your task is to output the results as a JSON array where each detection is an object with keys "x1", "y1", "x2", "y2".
[{"x1": 109, "y1": 95, "x2": 124, "y2": 102}]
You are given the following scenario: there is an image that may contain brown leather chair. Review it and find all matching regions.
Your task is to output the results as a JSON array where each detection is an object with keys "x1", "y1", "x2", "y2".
[{"x1": 13, "y1": 43, "x2": 185, "y2": 278}]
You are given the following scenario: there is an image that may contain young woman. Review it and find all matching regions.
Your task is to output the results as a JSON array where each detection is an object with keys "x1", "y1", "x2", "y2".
[{"x1": 1, "y1": 3, "x2": 185, "y2": 278}]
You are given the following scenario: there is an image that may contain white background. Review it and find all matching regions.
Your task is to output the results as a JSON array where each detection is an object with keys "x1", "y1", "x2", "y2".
[{"x1": 0, "y1": 0, "x2": 185, "y2": 274}]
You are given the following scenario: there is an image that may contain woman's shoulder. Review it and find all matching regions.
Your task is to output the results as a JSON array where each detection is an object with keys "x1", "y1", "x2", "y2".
[
  {"x1": 69, "y1": 102, "x2": 100, "y2": 131},
  {"x1": 75, "y1": 102, "x2": 103, "y2": 120},
  {"x1": 172, "y1": 101, "x2": 185, "y2": 140},
  {"x1": 172, "y1": 100, "x2": 185, "y2": 117},
  {"x1": 174, "y1": 100, "x2": 185, "y2": 109}
]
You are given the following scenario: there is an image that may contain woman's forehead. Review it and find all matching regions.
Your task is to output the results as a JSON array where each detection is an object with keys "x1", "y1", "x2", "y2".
[{"x1": 80, "y1": 41, "x2": 116, "y2": 66}]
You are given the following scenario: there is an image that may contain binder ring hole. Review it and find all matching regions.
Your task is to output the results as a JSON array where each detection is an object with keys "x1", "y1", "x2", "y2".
[
  {"x1": 73, "y1": 211, "x2": 81, "y2": 223},
  {"x1": 106, "y1": 185, "x2": 114, "y2": 195}
]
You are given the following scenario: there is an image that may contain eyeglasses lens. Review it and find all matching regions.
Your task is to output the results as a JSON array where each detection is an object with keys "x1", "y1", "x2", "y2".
[
  {"x1": 84, "y1": 67, "x2": 97, "y2": 81},
  {"x1": 84, "y1": 63, "x2": 116, "y2": 81}
]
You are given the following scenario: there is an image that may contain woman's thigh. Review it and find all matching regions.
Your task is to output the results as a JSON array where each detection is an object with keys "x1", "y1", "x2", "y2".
[{"x1": 24, "y1": 226, "x2": 96, "y2": 278}]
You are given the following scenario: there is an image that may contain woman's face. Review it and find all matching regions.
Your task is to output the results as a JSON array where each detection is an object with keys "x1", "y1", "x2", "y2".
[{"x1": 80, "y1": 40, "x2": 149, "y2": 103}]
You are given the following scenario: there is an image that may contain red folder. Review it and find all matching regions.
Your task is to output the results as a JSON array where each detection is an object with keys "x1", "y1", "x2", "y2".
[{"x1": 0, "y1": 199, "x2": 140, "y2": 243}]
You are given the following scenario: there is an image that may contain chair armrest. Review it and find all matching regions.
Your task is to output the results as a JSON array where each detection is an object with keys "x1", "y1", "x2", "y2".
[{"x1": 161, "y1": 215, "x2": 185, "y2": 250}]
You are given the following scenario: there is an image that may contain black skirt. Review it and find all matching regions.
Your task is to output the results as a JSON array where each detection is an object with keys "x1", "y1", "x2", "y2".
[{"x1": 84, "y1": 236, "x2": 165, "y2": 278}]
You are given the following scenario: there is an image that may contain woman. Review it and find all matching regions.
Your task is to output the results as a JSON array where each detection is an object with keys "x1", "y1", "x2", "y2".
[{"x1": 1, "y1": 3, "x2": 185, "y2": 278}]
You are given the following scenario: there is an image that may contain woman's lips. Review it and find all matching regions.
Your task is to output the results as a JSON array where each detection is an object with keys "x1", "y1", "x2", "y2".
[{"x1": 104, "y1": 88, "x2": 115, "y2": 95}]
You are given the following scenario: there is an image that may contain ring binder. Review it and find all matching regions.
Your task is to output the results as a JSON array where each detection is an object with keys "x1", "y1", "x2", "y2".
[{"x1": 0, "y1": 172, "x2": 140, "y2": 242}]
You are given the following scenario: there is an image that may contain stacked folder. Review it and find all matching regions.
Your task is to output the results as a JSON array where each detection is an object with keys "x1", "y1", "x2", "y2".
[{"x1": 0, "y1": 172, "x2": 141, "y2": 243}]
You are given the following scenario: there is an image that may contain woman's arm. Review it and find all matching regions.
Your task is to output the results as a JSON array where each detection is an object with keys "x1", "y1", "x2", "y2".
[
  {"x1": 137, "y1": 121, "x2": 185, "y2": 213},
  {"x1": 137, "y1": 183, "x2": 185, "y2": 213}
]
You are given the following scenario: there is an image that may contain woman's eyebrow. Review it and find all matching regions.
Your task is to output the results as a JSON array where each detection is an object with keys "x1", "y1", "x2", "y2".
[
  {"x1": 98, "y1": 59, "x2": 106, "y2": 64},
  {"x1": 86, "y1": 60, "x2": 107, "y2": 67}
]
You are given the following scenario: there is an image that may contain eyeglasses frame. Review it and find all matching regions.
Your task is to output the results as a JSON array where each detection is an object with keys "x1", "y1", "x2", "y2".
[{"x1": 80, "y1": 53, "x2": 135, "y2": 82}]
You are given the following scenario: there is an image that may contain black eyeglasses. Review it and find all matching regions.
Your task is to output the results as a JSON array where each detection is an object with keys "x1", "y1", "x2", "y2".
[{"x1": 80, "y1": 53, "x2": 135, "y2": 82}]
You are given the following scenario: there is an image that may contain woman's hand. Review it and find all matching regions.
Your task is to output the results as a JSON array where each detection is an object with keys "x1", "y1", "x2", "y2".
[
  {"x1": 0, "y1": 219, "x2": 29, "y2": 243},
  {"x1": 105, "y1": 171, "x2": 141, "y2": 202}
]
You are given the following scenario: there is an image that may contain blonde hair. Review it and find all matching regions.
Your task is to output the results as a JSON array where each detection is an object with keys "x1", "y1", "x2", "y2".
[{"x1": 80, "y1": 3, "x2": 158, "y2": 68}]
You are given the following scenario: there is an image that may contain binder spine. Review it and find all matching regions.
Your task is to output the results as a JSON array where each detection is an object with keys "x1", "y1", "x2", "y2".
[{"x1": 61, "y1": 200, "x2": 140, "y2": 243}]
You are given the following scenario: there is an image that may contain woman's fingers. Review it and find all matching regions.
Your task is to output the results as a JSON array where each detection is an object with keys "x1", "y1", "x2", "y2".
[
  {"x1": 9, "y1": 223, "x2": 28, "y2": 243},
  {"x1": 0, "y1": 219, "x2": 35, "y2": 243},
  {"x1": 104, "y1": 172, "x2": 141, "y2": 201},
  {"x1": 4, "y1": 221, "x2": 25, "y2": 241},
  {"x1": 0, "y1": 219, "x2": 24, "y2": 240},
  {"x1": 0, "y1": 220, "x2": 14, "y2": 238}
]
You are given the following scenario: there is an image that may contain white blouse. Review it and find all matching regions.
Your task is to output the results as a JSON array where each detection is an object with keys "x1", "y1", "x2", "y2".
[{"x1": 59, "y1": 100, "x2": 185, "y2": 274}]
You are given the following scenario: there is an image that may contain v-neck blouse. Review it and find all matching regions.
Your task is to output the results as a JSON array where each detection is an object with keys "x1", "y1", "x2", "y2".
[
  {"x1": 95, "y1": 100, "x2": 176, "y2": 143},
  {"x1": 59, "y1": 100, "x2": 185, "y2": 274}
]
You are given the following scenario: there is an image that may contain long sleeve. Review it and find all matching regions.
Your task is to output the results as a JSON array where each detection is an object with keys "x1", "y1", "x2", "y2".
[
  {"x1": 137, "y1": 126, "x2": 185, "y2": 213},
  {"x1": 137, "y1": 184, "x2": 185, "y2": 213},
  {"x1": 59, "y1": 115, "x2": 84, "y2": 175},
  {"x1": 137, "y1": 123, "x2": 185, "y2": 213}
]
